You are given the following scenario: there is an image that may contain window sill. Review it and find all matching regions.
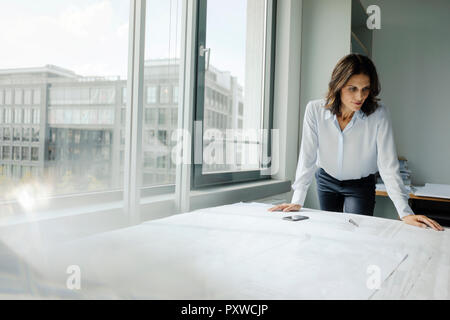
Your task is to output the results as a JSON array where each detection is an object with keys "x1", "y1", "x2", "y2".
[
  {"x1": 189, "y1": 179, "x2": 292, "y2": 211},
  {"x1": 0, "y1": 179, "x2": 292, "y2": 237},
  {"x1": 0, "y1": 193, "x2": 175, "y2": 229}
]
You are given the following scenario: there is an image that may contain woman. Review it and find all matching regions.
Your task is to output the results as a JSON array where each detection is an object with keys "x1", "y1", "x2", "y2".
[{"x1": 269, "y1": 54, "x2": 443, "y2": 231}]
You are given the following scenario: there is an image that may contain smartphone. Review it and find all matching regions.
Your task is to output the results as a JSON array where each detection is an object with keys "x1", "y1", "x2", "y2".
[{"x1": 283, "y1": 215, "x2": 309, "y2": 222}]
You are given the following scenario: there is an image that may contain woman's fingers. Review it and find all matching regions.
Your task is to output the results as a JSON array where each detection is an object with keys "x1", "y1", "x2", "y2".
[
  {"x1": 402, "y1": 214, "x2": 444, "y2": 231},
  {"x1": 411, "y1": 220, "x2": 427, "y2": 229},
  {"x1": 268, "y1": 204, "x2": 287, "y2": 212},
  {"x1": 428, "y1": 217, "x2": 444, "y2": 231},
  {"x1": 268, "y1": 203, "x2": 300, "y2": 212},
  {"x1": 433, "y1": 220, "x2": 445, "y2": 231},
  {"x1": 418, "y1": 216, "x2": 437, "y2": 230},
  {"x1": 283, "y1": 203, "x2": 300, "y2": 212},
  {"x1": 418, "y1": 216, "x2": 444, "y2": 231}
]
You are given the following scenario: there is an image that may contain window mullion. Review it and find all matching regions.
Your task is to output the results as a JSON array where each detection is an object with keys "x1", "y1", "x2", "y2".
[
  {"x1": 175, "y1": 0, "x2": 198, "y2": 214},
  {"x1": 262, "y1": 0, "x2": 276, "y2": 175},
  {"x1": 124, "y1": 0, "x2": 146, "y2": 226}
]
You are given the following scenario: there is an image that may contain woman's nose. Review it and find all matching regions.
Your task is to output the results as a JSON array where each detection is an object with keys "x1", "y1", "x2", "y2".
[{"x1": 356, "y1": 90, "x2": 363, "y2": 100}]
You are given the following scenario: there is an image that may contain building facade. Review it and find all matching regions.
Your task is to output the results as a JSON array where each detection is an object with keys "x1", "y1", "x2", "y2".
[{"x1": 0, "y1": 60, "x2": 243, "y2": 200}]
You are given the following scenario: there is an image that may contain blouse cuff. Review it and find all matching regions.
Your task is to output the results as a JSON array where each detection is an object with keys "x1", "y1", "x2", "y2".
[
  {"x1": 396, "y1": 203, "x2": 415, "y2": 219},
  {"x1": 291, "y1": 187, "x2": 308, "y2": 206}
]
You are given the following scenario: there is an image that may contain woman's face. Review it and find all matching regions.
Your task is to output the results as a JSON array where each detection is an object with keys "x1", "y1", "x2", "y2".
[{"x1": 340, "y1": 73, "x2": 371, "y2": 113}]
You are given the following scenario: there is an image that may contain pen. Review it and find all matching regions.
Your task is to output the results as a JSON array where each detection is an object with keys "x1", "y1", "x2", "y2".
[{"x1": 349, "y1": 218, "x2": 359, "y2": 227}]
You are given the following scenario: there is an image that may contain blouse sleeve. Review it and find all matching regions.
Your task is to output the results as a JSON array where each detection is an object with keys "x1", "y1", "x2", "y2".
[
  {"x1": 376, "y1": 105, "x2": 414, "y2": 219},
  {"x1": 291, "y1": 101, "x2": 319, "y2": 206}
]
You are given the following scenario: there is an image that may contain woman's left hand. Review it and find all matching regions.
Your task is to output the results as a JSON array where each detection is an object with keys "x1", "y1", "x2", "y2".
[{"x1": 402, "y1": 214, "x2": 445, "y2": 231}]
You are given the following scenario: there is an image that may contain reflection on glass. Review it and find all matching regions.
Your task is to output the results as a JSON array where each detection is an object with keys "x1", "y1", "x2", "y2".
[
  {"x1": 13, "y1": 128, "x2": 20, "y2": 141},
  {"x1": 141, "y1": 0, "x2": 182, "y2": 187},
  {"x1": 0, "y1": 0, "x2": 185, "y2": 200},
  {"x1": 22, "y1": 147, "x2": 30, "y2": 161},
  {"x1": 202, "y1": 0, "x2": 267, "y2": 174},
  {"x1": 0, "y1": 0, "x2": 130, "y2": 201}
]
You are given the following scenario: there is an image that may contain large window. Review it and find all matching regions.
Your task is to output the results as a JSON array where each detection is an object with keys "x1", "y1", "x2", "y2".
[
  {"x1": 160, "y1": 85, "x2": 171, "y2": 104},
  {"x1": 0, "y1": 0, "x2": 130, "y2": 202},
  {"x1": 193, "y1": 0, "x2": 276, "y2": 188},
  {"x1": 140, "y1": 0, "x2": 182, "y2": 188},
  {"x1": 146, "y1": 86, "x2": 158, "y2": 104},
  {"x1": 0, "y1": 0, "x2": 280, "y2": 219}
]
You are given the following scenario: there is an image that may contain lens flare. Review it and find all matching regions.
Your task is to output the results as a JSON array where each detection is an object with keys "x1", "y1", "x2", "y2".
[{"x1": 9, "y1": 182, "x2": 51, "y2": 213}]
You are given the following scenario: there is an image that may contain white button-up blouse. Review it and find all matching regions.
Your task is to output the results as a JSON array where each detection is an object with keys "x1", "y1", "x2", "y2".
[{"x1": 291, "y1": 98, "x2": 414, "y2": 219}]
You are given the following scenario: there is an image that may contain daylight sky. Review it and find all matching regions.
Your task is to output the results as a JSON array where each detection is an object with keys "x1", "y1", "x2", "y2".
[{"x1": 0, "y1": 0, "x2": 247, "y2": 82}]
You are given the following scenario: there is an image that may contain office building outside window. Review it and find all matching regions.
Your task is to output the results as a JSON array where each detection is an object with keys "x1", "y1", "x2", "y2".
[
  {"x1": 160, "y1": 85, "x2": 171, "y2": 104},
  {"x1": 173, "y1": 86, "x2": 179, "y2": 104},
  {"x1": 0, "y1": 0, "x2": 274, "y2": 203},
  {"x1": 15, "y1": 89, "x2": 23, "y2": 105},
  {"x1": 146, "y1": 86, "x2": 158, "y2": 104}
]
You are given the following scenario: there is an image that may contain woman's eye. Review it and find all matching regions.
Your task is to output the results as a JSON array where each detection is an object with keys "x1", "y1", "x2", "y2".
[{"x1": 349, "y1": 87, "x2": 356, "y2": 92}]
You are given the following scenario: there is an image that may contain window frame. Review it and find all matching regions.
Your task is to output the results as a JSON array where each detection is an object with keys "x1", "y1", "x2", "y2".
[
  {"x1": 0, "y1": 0, "x2": 175, "y2": 215},
  {"x1": 192, "y1": 0, "x2": 277, "y2": 189},
  {"x1": 0, "y1": 0, "x2": 292, "y2": 224}
]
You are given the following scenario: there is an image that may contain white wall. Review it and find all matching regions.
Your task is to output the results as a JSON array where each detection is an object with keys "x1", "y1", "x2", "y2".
[
  {"x1": 298, "y1": 0, "x2": 352, "y2": 209},
  {"x1": 244, "y1": 0, "x2": 265, "y2": 132},
  {"x1": 360, "y1": 0, "x2": 450, "y2": 219},
  {"x1": 271, "y1": 0, "x2": 303, "y2": 184}
]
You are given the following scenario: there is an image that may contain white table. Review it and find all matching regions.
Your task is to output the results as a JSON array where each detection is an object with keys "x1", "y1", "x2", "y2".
[{"x1": 1, "y1": 202, "x2": 449, "y2": 299}]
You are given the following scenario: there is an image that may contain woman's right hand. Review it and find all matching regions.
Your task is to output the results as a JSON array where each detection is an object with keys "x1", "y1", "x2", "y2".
[{"x1": 268, "y1": 203, "x2": 302, "y2": 212}]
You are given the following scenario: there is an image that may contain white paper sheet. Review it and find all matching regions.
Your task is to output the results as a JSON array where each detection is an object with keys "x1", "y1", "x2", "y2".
[
  {"x1": 0, "y1": 202, "x2": 422, "y2": 299},
  {"x1": 413, "y1": 183, "x2": 450, "y2": 199}
]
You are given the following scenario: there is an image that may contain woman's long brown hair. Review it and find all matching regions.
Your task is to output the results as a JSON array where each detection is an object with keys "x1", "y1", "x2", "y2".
[{"x1": 325, "y1": 54, "x2": 381, "y2": 116}]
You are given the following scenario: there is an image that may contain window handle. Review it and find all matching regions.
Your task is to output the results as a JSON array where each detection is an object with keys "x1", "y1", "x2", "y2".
[{"x1": 199, "y1": 45, "x2": 211, "y2": 71}]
